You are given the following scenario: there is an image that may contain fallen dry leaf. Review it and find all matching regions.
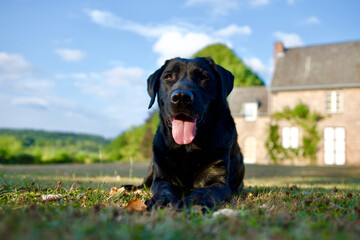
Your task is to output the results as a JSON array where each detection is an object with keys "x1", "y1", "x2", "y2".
[
  {"x1": 124, "y1": 198, "x2": 147, "y2": 212},
  {"x1": 133, "y1": 189, "x2": 145, "y2": 195},
  {"x1": 41, "y1": 194, "x2": 65, "y2": 202},
  {"x1": 305, "y1": 198, "x2": 313, "y2": 206},
  {"x1": 109, "y1": 187, "x2": 126, "y2": 196},
  {"x1": 259, "y1": 203, "x2": 269, "y2": 209},
  {"x1": 76, "y1": 193, "x2": 85, "y2": 199}
]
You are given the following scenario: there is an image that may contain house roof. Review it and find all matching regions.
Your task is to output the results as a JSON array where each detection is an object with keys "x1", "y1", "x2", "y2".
[
  {"x1": 271, "y1": 41, "x2": 360, "y2": 91},
  {"x1": 228, "y1": 86, "x2": 269, "y2": 116}
]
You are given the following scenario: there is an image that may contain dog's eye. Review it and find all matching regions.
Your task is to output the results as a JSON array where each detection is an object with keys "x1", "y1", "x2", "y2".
[
  {"x1": 199, "y1": 74, "x2": 209, "y2": 81},
  {"x1": 164, "y1": 73, "x2": 173, "y2": 80}
]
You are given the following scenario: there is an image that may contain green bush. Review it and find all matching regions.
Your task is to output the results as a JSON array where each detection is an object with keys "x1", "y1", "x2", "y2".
[
  {"x1": 52, "y1": 152, "x2": 73, "y2": 164},
  {"x1": 266, "y1": 102, "x2": 323, "y2": 164},
  {"x1": 105, "y1": 111, "x2": 159, "y2": 161},
  {"x1": 10, "y1": 153, "x2": 39, "y2": 164}
]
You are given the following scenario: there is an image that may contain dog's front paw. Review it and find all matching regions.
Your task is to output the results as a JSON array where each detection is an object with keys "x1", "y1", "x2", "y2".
[
  {"x1": 146, "y1": 195, "x2": 178, "y2": 210},
  {"x1": 176, "y1": 195, "x2": 215, "y2": 212}
]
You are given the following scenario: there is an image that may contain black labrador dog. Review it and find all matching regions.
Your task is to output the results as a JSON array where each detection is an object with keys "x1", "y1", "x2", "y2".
[{"x1": 138, "y1": 57, "x2": 244, "y2": 210}]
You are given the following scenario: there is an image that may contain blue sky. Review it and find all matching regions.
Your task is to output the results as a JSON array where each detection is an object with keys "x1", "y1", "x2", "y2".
[{"x1": 0, "y1": 0, "x2": 359, "y2": 138}]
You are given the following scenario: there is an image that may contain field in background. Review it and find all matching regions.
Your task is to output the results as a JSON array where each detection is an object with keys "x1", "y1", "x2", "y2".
[
  {"x1": 1, "y1": 162, "x2": 360, "y2": 189},
  {"x1": 1, "y1": 163, "x2": 360, "y2": 239}
]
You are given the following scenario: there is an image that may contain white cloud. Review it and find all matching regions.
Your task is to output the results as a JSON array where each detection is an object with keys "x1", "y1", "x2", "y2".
[
  {"x1": 249, "y1": 0, "x2": 270, "y2": 7},
  {"x1": 214, "y1": 24, "x2": 252, "y2": 37},
  {"x1": 301, "y1": 16, "x2": 321, "y2": 25},
  {"x1": 54, "y1": 48, "x2": 86, "y2": 62},
  {"x1": 274, "y1": 31, "x2": 304, "y2": 47},
  {"x1": 153, "y1": 31, "x2": 218, "y2": 66},
  {"x1": 0, "y1": 52, "x2": 36, "y2": 81},
  {"x1": 287, "y1": 0, "x2": 295, "y2": 5},
  {"x1": 11, "y1": 97, "x2": 48, "y2": 109},
  {"x1": 86, "y1": 9, "x2": 186, "y2": 38},
  {"x1": 104, "y1": 66, "x2": 144, "y2": 87},
  {"x1": 185, "y1": 0, "x2": 238, "y2": 15},
  {"x1": 244, "y1": 57, "x2": 274, "y2": 85},
  {"x1": 86, "y1": 10, "x2": 248, "y2": 65},
  {"x1": 13, "y1": 79, "x2": 55, "y2": 95},
  {"x1": 60, "y1": 65, "x2": 145, "y2": 98}
]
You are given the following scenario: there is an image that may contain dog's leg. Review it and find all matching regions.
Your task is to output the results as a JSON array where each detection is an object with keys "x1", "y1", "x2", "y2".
[
  {"x1": 177, "y1": 183, "x2": 231, "y2": 210},
  {"x1": 146, "y1": 179, "x2": 179, "y2": 210}
]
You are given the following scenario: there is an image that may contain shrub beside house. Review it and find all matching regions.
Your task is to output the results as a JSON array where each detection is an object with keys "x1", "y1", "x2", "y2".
[{"x1": 229, "y1": 40, "x2": 360, "y2": 166}]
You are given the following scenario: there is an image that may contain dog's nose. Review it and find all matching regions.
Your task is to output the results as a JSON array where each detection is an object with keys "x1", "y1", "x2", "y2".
[{"x1": 170, "y1": 89, "x2": 194, "y2": 105}]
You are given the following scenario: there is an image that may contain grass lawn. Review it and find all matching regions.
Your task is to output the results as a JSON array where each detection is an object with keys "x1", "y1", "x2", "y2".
[{"x1": 1, "y1": 162, "x2": 360, "y2": 240}]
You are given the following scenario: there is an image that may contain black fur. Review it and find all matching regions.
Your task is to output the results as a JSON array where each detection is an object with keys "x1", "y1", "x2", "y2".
[{"x1": 141, "y1": 57, "x2": 245, "y2": 210}]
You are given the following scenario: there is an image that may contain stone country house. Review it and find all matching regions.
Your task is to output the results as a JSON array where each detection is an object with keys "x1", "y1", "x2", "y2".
[{"x1": 229, "y1": 40, "x2": 360, "y2": 166}]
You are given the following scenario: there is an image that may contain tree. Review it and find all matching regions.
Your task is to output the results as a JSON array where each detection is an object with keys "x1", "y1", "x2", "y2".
[{"x1": 193, "y1": 43, "x2": 264, "y2": 87}]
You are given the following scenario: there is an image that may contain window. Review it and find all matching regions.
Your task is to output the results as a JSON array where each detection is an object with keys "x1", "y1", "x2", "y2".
[
  {"x1": 243, "y1": 103, "x2": 258, "y2": 121},
  {"x1": 326, "y1": 90, "x2": 343, "y2": 113},
  {"x1": 282, "y1": 127, "x2": 299, "y2": 149},
  {"x1": 244, "y1": 137, "x2": 256, "y2": 164},
  {"x1": 324, "y1": 127, "x2": 346, "y2": 165}
]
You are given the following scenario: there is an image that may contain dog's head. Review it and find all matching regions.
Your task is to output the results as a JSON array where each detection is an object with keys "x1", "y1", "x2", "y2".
[{"x1": 147, "y1": 57, "x2": 234, "y2": 145}]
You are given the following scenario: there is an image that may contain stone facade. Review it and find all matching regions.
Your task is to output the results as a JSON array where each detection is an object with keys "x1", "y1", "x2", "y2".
[
  {"x1": 231, "y1": 41, "x2": 360, "y2": 166},
  {"x1": 272, "y1": 88, "x2": 360, "y2": 166},
  {"x1": 234, "y1": 116, "x2": 270, "y2": 165}
]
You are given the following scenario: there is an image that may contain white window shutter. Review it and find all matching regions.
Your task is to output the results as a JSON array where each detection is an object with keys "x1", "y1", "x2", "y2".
[
  {"x1": 324, "y1": 127, "x2": 345, "y2": 165},
  {"x1": 324, "y1": 127, "x2": 335, "y2": 165},
  {"x1": 290, "y1": 127, "x2": 299, "y2": 148},
  {"x1": 282, "y1": 127, "x2": 290, "y2": 149},
  {"x1": 335, "y1": 127, "x2": 345, "y2": 165}
]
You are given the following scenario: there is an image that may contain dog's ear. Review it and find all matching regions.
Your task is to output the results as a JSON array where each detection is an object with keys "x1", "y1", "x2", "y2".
[
  {"x1": 203, "y1": 57, "x2": 234, "y2": 105},
  {"x1": 147, "y1": 61, "x2": 169, "y2": 109}
]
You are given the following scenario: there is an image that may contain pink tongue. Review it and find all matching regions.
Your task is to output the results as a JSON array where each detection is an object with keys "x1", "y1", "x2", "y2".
[{"x1": 172, "y1": 119, "x2": 196, "y2": 145}]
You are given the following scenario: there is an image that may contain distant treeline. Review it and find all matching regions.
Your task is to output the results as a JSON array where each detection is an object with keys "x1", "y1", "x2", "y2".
[
  {"x1": 0, "y1": 112, "x2": 158, "y2": 164},
  {"x1": 0, "y1": 129, "x2": 110, "y2": 164}
]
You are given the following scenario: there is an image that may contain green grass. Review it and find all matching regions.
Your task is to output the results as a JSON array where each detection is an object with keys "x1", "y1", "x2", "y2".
[{"x1": 1, "y1": 163, "x2": 360, "y2": 240}]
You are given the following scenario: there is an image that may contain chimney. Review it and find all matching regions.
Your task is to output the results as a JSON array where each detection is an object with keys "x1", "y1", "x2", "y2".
[{"x1": 274, "y1": 42, "x2": 284, "y2": 64}]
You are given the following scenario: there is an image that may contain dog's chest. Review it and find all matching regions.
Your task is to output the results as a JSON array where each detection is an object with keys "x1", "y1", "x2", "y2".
[{"x1": 170, "y1": 150, "x2": 222, "y2": 188}]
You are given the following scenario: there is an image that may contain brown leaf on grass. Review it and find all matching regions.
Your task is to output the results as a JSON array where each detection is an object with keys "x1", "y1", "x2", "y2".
[
  {"x1": 41, "y1": 194, "x2": 65, "y2": 202},
  {"x1": 347, "y1": 193, "x2": 353, "y2": 199},
  {"x1": 305, "y1": 198, "x2": 313, "y2": 206},
  {"x1": 290, "y1": 185, "x2": 299, "y2": 191},
  {"x1": 109, "y1": 187, "x2": 126, "y2": 196},
  {"x1": 124, "y1": 198, "x2": 147, "y2": 212}
]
